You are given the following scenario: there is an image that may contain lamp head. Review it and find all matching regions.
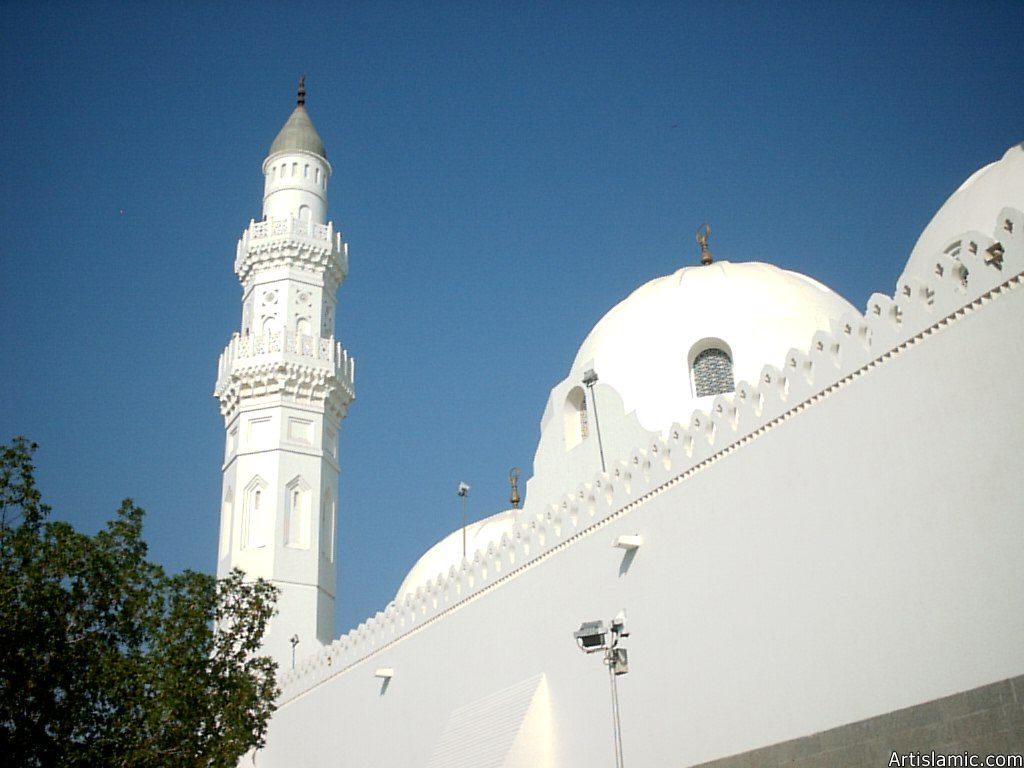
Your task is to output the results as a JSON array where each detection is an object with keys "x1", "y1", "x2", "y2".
[{"x1": 574, "y1": 620, "x2": 607, "y2": 650}]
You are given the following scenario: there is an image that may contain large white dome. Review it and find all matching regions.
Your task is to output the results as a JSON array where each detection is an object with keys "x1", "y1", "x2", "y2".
[
  {"x1": 900, "y1": 142, "x2": 1023, "y2": 283},
  {"x1": 396, "y1": 259, "x2": 856, "y2": 602},
  {"x1": 566, "y1": 260, "x2": 857, "y2": 432}
]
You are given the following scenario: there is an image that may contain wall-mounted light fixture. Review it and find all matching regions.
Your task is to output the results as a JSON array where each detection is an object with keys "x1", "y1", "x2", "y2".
[{"x1": 613, "y1": 534, "x2": 643, "y2": 551}]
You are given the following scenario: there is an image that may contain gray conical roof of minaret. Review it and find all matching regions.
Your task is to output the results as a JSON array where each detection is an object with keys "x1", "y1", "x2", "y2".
[{"x1": 268, "y1": 79, "x2": 326, "y2": 158}]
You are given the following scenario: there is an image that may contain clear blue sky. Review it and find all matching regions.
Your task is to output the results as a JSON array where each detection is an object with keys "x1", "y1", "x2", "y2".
[{"x1": 2, "y1": 1, "x2": 1021, "y2": 633}]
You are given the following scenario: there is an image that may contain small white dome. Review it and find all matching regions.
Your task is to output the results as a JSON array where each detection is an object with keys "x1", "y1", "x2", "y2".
[
  {"x1": 397, "y1": 260, "x2": 855, "y2": 602},
  {"x1": 567, "y1": 260, "x2": 856, "y2": 432},
  {"x1": 900, "y1": 142, "x2": 1023, "y2": 282},
  {"x1": 395, "y1": 509, "x2": 517, "y2": 602}
]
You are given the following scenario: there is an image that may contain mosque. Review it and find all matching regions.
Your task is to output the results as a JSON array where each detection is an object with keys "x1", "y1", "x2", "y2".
[{"x1": 213, "y1": 84, "x2": 1024, "y2": 766}]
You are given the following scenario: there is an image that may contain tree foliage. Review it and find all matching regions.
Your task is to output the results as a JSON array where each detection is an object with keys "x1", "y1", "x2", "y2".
[{"x1": 0, "y1": 437, "x2": 279, "y2": 767}]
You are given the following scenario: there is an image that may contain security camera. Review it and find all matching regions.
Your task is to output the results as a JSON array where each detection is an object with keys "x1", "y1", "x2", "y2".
[{"x1": 611, "y1": 610, "x2": 629, "y2": 638}]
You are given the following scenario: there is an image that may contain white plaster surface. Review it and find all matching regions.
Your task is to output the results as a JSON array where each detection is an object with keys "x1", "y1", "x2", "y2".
[
  {"x1": 259, "y1": 268, "x2": 1024, "y2": 766},
  {"x1": 235, "y1": 134, "x2": 1024, "y2": 766}
]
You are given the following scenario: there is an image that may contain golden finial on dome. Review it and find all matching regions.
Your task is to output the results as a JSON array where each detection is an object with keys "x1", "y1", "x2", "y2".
[
  {"x1": 696, "y1": 223, "x2": 713, "y2": 265},
  {"x1": 508, "y1": 467, "x2": 521, "y2": 509},
  {"x1": 297, "y1": 74, "x2": 306, "y2": 107}
]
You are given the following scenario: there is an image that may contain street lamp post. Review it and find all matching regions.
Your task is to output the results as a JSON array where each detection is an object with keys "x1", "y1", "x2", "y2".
[
  {"x1": 457, "y1": 482, "x2": 470, "y2": 559},
  {"x1": 582, "y1": 369, "x2": 606, "y2": 473},
  {"x1": 574, "y1": 611, "x2": 630, "y2": 768}
]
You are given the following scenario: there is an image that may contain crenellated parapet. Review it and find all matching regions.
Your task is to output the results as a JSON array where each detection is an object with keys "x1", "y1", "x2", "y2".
[
  {"x1": 274, "y1": 208, "x2": 1022, "y2": 705},
  {"x1": 215, "y1": 330, "x2": 355, "y2": 421},
  {"x1": 235, "y1": 215, "x2": 348, "y2": 291}
]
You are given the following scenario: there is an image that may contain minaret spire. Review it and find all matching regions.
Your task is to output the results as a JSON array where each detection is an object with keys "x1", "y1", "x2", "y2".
[{"x1": 297, "y1": 74, "x2": 306, "y2": 107}]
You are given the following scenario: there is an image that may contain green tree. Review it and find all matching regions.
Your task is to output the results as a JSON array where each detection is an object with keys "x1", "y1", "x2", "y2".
[{"x1": 0, "y1": 437, "x2": 279, "y2": 767}]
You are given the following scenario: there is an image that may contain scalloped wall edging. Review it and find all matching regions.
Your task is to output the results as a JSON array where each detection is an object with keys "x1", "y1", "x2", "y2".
[{"x1": 273, "y1": 208, "x2": 1022, "y2": 705}]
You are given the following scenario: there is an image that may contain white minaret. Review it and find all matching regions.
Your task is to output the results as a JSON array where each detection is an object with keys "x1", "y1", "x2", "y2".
[{"x1": 215, "y1": 78, "x2": 354, "y2": 669}]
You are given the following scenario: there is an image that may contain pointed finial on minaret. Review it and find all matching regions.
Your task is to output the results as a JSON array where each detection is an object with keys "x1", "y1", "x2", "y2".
[
  {"x1": 696, "y1": 223, "x2": 713, "y2": 265},
  {"x1": 508, "y1": 467, "x2": 521, "y2": 509},
  {"x1": 297, "y1": 75, "x2": 306, "y2": 107}
]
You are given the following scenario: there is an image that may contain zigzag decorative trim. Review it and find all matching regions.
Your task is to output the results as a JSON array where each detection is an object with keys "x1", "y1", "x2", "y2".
[{"x1": 274, "y1": 207, "x2": 1022, "y2": 705}]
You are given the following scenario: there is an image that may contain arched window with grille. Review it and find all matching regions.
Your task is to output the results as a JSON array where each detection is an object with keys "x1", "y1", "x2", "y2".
[{"x1": 691, "y1": 345, "x2": 735, "y2": 398}]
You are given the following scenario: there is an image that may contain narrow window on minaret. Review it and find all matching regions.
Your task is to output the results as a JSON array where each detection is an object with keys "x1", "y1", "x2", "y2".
[
  {"x1": 288, "y1": 489, "x2": 301, "y2": 547},
  {"x1": 315, "y1": 167, "x2": 320, "y2": 184},
  {"x1": 285, "y1": 478, "x2": 309, "y2": 548},
  {"x1": 242, "y1": 487, "x2": 261, "y2": 550}
]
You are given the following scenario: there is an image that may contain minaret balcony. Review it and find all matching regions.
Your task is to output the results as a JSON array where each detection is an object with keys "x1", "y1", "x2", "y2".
[
  {"x1": 215, "y1": 331, "x2": 355, "y2": 419},
  {"x1": 234, "y1": 215, "x2": 348, "y2": 289}
]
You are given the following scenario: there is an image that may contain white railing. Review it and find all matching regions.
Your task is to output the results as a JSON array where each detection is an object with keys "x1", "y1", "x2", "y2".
[
  {"x1": 248, "y1": 216, "x2": 331, "y2": 243},
  {"x1": 217, "y1": 331, "x2": 355, "y2": 390},
  {"x1": 234, "y1": 216, "x2": 347, "y2": 283}
]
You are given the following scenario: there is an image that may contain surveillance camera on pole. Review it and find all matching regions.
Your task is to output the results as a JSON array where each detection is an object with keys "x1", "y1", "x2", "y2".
[{"x1": 457, "y1": 482, "x2": 470, "y2": 558}]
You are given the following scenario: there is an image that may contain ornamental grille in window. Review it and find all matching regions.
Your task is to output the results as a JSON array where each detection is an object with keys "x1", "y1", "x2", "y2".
[{"x1": 693, "y1": 348, "x2": 735, "y2": 397}]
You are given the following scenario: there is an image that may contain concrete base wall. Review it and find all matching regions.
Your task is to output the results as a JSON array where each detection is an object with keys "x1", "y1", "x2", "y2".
[{"x1": 693, "y1": 675, "x2": 1024, "y2": 768}]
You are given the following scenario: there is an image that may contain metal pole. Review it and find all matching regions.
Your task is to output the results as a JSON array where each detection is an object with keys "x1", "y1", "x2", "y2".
[
  {"x1": 608, "y1": 652, "x2": 624, "y2": 768},
  {"x1": 457, "y1": 482, "x2": 470, "y2": 560},
  {"x1": 588, "y1": 384, "x2": 607, "y2": 474}
]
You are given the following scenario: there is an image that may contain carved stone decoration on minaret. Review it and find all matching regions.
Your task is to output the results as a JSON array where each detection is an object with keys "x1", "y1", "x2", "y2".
[{"x1": 214, "y1": 81, "x2": 354, "y2": 669}]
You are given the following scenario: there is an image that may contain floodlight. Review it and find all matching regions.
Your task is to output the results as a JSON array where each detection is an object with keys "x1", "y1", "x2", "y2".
[
  {"x1": 582, "y1": 369, "x2": 599, "y2": 387},
  {"x1": 574, "y1": 619, "x2": 607, "y2": 649},
  {"x1": 457, "y1": 482, "x2": 470, "y2": 497}
]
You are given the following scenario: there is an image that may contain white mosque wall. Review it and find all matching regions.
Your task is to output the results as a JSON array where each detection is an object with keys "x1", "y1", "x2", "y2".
[{"x1": 257, "y1": 209, "x2": 1024, "y2": 766}]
